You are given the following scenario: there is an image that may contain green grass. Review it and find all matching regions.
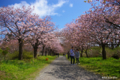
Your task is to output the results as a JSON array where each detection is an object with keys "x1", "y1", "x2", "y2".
[
  {"x1": 0, "y1": 55, "x2": 56, "y2": 80},
  {"x1": 66, "y1": 55, "x2": 120, "y2": 80}
]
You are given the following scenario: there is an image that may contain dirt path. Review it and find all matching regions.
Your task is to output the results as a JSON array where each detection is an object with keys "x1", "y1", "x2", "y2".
[{"x1": 35, "y1": 56, "x2": 102, "y2": 80}]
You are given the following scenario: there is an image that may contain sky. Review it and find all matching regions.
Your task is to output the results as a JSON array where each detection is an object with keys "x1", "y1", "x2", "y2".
[{"x1": 0, "y1": 0, "x2": 92, "y2": 30}]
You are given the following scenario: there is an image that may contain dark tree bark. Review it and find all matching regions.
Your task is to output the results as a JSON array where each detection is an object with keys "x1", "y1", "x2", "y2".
[
  {"x1": 80, "y1": 46, "x2": 84, "y2": 57},
  {"x1": 48, "y1": 49, "x2": 51, "y2": 55},
  {"x1": 32, "y1": 39, "x2": 39, "y2": 58},
  {"x1": 45, "y1": 48, "x2": 47, "y2": 56},
  {"x1": 111, "y1": 41, "x2": 114, "y2": 49},
  {"x1": 117, "y1": 41, "x2": 120, "y2": 47},
  {"x1": 42, "y1": 45, "x2": 45, "y2": 56},
  {"x1": 81, "y1": 50, "x2": 83, "y2": 57},
  {"x1": 85, "y1": 49, "x2": 89, "y2": 57},
  {"x1": 49, "y1": 49, "x2": 52, "y2": 55},
  {"x1": 18, "y1": 38, "x2": 23, "y2": 60},
  {"x1": 102, "y1": 43, "x2": 106, "y2": 59},
  {"x1": 47, "y1": 49, "x2": 50, "y2": 55},
  {"x1": 46, "y1": 48, "x2": 48, "y2": 55},
  {"x1": 33, "y1": 45, "x2": 38, "y2": 58}
]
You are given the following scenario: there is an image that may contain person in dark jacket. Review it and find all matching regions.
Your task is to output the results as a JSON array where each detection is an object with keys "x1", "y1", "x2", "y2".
[{"x1": 70, "y1": 46, "x2": 75, "y2": 65}]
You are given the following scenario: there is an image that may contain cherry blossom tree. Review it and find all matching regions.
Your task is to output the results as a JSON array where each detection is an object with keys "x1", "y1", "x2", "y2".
[
  {"x1": 77, "y1": 5, "x2": 120, "y2": 59},
  {"x1": 96, "y1": 0, "x2": 120, "y2": 5},
  {"x1": 26, "y1": 16, "x2": 55, "y2": 58},
  {"x1": 61, "y1": 21, "x2": 91, "y2": 57},
  {"x1": 85, "y1": 0, "x2": 120, "y2": 46},
  {"x1": 85, "y1": 0, "x2": 120, "y2": 5},
  {"x1": 51, "y1": 38, "x2": 64, "y2": 54},
  {"x1": 0, "y1": 6, "x2": 37, "y2": 60},
  {"x1": 61, "y1": 2, "x2": 120, "y2": 59},
  {"x1": 41, "y1": 32, "x2": 64, "y2": 56}
]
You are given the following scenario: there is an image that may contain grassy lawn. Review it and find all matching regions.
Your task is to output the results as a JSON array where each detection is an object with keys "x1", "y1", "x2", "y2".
[
  {"x1": 0, "y1": 56, "x2": 56, "y2": 80},
  {"x1": 66, "y1": 55, "x2": 120, "y2": 80}
]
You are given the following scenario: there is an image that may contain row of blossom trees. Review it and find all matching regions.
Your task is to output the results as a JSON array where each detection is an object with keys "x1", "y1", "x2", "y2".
[
  {"x1": 61, "y1": 1, "x2": 120, "y2": 59},
  {"x1": 0, "y1": 6, "x2": 63, "y2": 60}
]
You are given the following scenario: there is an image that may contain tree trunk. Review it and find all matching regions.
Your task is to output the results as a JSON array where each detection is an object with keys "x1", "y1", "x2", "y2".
[
  {"x1": 102, "y1": 44, "x2": 106, "y2": 60},
  {"x1": 85, "y1": 49, "x2": 88, "y2": 57},
  {"x1": 111, "y1": 42, "x2": 114, "y2": 49},
  {"x1": 45, "y1": 51, "x2": 47, "y2": 56},
  {"x1": 117, "y1": 41, "x2": 120, "y2": 47},
  {"x1": 33, "y1": 46, "x2": 38, "y2": 58},
  {"x1": 81, "y1": 50, "x2": 83, "y2": 57},
  {"x1": 18, "y1": 38, "x2": 23, "y2": 60},
  {"x1": 45, "y1": 48, "x2": 47, "y2": 56},
  {"x1": 51, "y1": 50, "x2": 54, "y2": 56},
  {"x1": 47, "y1": 49, "x2": 49, "y2": 55},
  {"x1": 49, "y1": 50, "x2": 52, "y2": 55},
  {"x1": 42, "y1": 45, "x2": 45, "y2": 56},
  {"x1": 80, "y1": 47, "x2": 83, "y2": 57}
]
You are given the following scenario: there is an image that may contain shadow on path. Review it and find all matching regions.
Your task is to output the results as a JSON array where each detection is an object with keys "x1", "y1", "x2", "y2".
[{"x1": 45, "y1": 56, "x2": 102, "y2": 80}]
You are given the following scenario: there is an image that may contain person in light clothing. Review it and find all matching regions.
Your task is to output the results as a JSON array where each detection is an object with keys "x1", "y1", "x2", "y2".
[
  {"x1": 75, "y1": 49, "x2": 80, "y2": 64},
  {"x1": 70, "y1": 46, "x2": 75, "y2": 65}
]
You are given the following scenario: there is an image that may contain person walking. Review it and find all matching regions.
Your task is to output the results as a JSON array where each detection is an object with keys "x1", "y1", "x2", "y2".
[
  {"x1": 70, "y1": 46, "x2": 75, "y2": 65},
  {"x1": 75, "y1": 49, "x2": 80, "y2": 64}
]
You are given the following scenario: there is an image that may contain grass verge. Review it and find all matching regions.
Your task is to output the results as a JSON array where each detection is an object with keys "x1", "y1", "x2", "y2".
[
  {"x1": 66, "y1": 55, "x2": 120, "y2": 80},
  {"x1": 0, "y1": 55, "x2": 56, "y2": 80}
]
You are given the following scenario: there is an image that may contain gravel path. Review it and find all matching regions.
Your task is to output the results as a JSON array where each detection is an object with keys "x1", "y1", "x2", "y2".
[{"x1": 35, "y1": 56, "x2": 103, "y2": 80}]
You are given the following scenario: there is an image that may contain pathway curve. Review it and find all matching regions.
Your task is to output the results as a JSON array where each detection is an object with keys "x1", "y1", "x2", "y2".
[{"x1": 35, "y1": 56, "x2": 103, "y2": 80}]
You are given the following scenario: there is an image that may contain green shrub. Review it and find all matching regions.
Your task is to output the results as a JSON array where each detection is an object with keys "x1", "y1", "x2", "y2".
[
  {"x1": 112, "y1": 54, "x2": 119, "y2": 59},
  {"x1": 23, "y1": 51, "x2": 33, "y2": 59},
  {"x1": 7, "y1": 51, "x2": 19, "y2": 60},
  {"x1": 7, "y1": 50, "x2": 33, "y2": 60},
  {"x1": 114, "y1": 47, "x2": 120, "y2": 58},
  {"x1": 0, "y1": 48, "x2": 3, "y2": 60},
  {"x1": 0, "y1": 48, "x2": 3, "y2": 54},
  {"x1": 106, "y1": 47, "x2": 120, "y2": 58},
  {"x1": 2, "y1": 50, "x2": 8, "y2": 56},
  {"x1": 0, "y1": 47, "x2": 9, "y2": 60},
  {"x1": 86, "y1": 46, "x2": 120, "y2": 58},
  {"x1": 105, "y1": 47, "x2": 115, "y2": 58},
  {"x1": 87, "y1": 47, "x2": 101, "y2": 57}
]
